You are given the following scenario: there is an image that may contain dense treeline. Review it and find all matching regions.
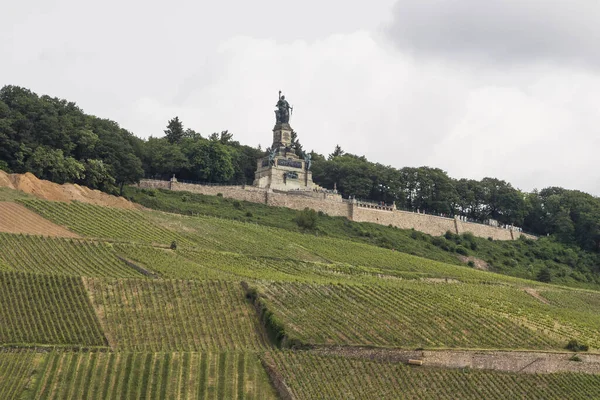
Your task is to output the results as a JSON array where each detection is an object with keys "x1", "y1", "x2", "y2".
[{"x1": 0, "y1": 85, "x2": 599, "y2": 253}]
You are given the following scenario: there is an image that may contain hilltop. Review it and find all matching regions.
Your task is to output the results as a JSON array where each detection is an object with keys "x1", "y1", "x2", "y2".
[{"x1": 0, "y1": 178, "x2": 598, "y2": 398}]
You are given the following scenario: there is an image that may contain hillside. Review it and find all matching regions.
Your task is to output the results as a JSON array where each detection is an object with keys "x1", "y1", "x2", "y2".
[{"x1": 0, "y1": 181, "x2": 598, "y2": 398}]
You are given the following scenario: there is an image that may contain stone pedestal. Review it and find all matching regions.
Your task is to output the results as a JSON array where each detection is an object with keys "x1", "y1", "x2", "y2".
[{"x1": 253, "y1": 123, "x2": 317, "y2": 191}]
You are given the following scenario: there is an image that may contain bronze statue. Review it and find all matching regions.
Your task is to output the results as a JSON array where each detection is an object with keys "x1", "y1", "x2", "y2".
[{"x1": 275, "y1": 91, "x2": 292, "y2": 124}]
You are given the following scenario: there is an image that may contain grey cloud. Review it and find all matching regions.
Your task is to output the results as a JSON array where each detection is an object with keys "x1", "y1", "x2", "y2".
[{"x1": 387, "y1": 0, "x2": 600, "y2": 65}]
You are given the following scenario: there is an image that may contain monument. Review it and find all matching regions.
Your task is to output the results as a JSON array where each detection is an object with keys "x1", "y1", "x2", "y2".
[{"x1": 253, "y1": 92, "x2": 319, "y2": 191}]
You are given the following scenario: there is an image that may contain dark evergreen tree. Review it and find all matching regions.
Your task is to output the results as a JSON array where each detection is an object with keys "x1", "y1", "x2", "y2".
[{"x1": 164, "y1": 117, "x2": 184, "y2": 144}]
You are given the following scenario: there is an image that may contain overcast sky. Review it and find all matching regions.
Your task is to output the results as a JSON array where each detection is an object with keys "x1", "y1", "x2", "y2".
[{"x1": 3, "y1": 0, "x2": 600, "y2": 195}]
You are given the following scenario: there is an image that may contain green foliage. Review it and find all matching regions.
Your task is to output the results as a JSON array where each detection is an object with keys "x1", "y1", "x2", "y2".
[
  {"x1": 566, "y1": 339, "x2": 589, "y2": 352},
  {"x1": 537, "y1": 266, "x2": 553, "y2": 283},
  {"x1": 170, "y1": 240, "x2": 177, "y2": 250},
  {"x1": 164, "y1": 116, "x2": 184, "y2": 144},
  {"x1": 295, "y1": 207, "x2": 318, "y2": 230},
  {"x1": 0, "y1": 85, "x2": 144, "y2": 193}
]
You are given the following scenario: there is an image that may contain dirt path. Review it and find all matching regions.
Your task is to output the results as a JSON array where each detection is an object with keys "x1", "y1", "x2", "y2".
[
  {"x1": 0, "y1": 202, "x2": 79, "y2": 237},
  {"x1": 308, "y1": 346, "x2": 600, "y2": 375},
  {"x1": 524, "y1": 288, "x2": 551, "y2": 304}
]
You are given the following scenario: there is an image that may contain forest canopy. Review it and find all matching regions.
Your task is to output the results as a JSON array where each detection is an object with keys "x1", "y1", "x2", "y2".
[{"x1": 1, "y1": 85, "x2": 599, "y2": 252}]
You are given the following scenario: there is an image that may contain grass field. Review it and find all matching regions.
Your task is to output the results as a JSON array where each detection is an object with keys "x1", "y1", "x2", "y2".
[
  {"x1": 84, "y1": 278, "x2": 269, "y2": 351},
  {"x1": 31, "y1": 351, "x2": 277, "y2": 400},
  {"x1": 265, "y1": 351, "x2": 600, "y2": 400},
  {"x1": 0, "y1": 272, "x2": 107, "y2": 347}
]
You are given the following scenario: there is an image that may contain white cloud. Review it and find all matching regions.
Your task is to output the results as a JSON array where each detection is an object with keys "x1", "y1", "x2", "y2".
[
  {"x1": 2, "y1": 0, "x2": 600, "y2": 196},
  {"x1": 387, "y1": 0, "x2": 600, "y2": 67}
]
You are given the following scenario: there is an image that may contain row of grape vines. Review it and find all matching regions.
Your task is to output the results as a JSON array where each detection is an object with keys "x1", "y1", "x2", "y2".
[
  {"x1": 83, "y1": 278, "x2": 269, "y2": 351},
  {"x1": 148, "y1": 212, "x2": 330, "y2": 261},
  {"x1": 432, "y1": 283, "x2": 600, "y2": 349},
  {"x1": 265, "y1": 351, "x2": 600, "y2": 400},
  {"x1": 0, "y1": 233, "x2": 143, "y2": 277},
  {"x1": 21, "y1": 199, "x2": 192, "y2": 246},
  {"x1": 23, "y1": 351, "x2": 277, "y2": 399},
  {"x1": 115, "y1": 244, "x2": 237, "y2": 281},
  {"x1": 255, "y1": 281, "x2": 562, "y2": 349},
  {"x1": 0, "y1": 352, "x2": 43, "y2": 399},
  {"x1": 0, "y1": 272, "x2": 107, "y2": 347},
  {"x1": 150, "y1": 210, "x2": 529, "y2": 285}
]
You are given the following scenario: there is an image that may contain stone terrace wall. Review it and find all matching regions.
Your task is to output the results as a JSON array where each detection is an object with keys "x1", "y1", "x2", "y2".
[
  {"x1": 456, "y1": 219, "x2": 514, "y2": 240},
  {"x1": 136, "y1": 179, "x2": 534, "y2": 241},
  {"x1": 351, "y1": 207, "x2": 455, "y2": 237},
  {"x1": 170, "y1": 182, "x2": 268, "y2": 204},
  {"x1": 267, "y1": 192, "x2": 350, "y2": 217},
  {"x1": 138, "y1": 179, "x2": 171, "y2": 189}
]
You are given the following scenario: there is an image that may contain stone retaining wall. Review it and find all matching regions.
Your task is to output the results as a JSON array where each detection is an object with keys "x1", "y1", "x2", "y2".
[
  {"x1": 136, "y1": 179, "x2": 535, "y2": 241},
  {"x1": 309, "y1": 346, "x2": 600, "y2": 375}
]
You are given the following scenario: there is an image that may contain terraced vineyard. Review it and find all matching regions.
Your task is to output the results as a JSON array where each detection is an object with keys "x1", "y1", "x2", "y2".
[
  {"x1": 84, "y1": 278, "x2": 269, "y2": 351},
  {"x1": 0, "y1": 352, "x2": 43, "y2": 399},
  {"x1": 32, "y1": 351, "x2": 277, "y2": 400},
  {"x1": 114, "y1": 244, "x2": 237, "y2": 280},
  {"x1": 0, "y1": 194, "x2": 599, "y2": 398},
  {"x1": 0, "y1": 272, "x2": 107, "y2": 347},
  {"x1": 0, "y1": 234, "x2": 143, "y2": 277},
  {"x1": 21, "y1": 200, "x2": 192, "y2": 246},
  {"x1": 265, "y1": 351, "x2": 600, "y2": 400},
  {"x1": 254, "y1": 281, "x2": 567, "y2": 349}
]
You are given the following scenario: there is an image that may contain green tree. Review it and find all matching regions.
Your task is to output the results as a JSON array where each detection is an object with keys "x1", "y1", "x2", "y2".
[
  {"x1": 537, "y1": 266, "x2": 552, "y2": 283},
  {"x1": 164, "y1": 117, "x2": 184, "y2": 144},
  {"x1": 328, "y1": 144, "x2": 344, "y2": 160}
]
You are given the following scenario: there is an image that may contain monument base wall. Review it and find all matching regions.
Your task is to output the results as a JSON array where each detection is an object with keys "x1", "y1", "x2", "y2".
[{"x1": 136, "y1": 179, "x2": 534, "y2": 241}]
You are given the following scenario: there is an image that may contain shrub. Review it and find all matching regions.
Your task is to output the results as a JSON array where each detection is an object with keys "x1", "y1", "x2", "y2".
[
  {"x1": 233, "y1": 200, "x2": 242, "y2": 209},
  {"x1": 294, "y1": 208, "x2": 318, "y2": 230},
  {"x1": 170, "y1": 241, "x2": 177, "y2": 250},
  {"x1": 569, "y1": 354, "x2": 582, "y2": 362},
  {"x1": 536, "y1": 266, "x2": 552, "y2": 283},
  {"x1": 444, "y1": 231, "x2": 456, "y2": 241},
  {"x1": 245, "y1": 211, "x2": 253, "y2": 217},
  {"x1": 467, "y1": 260, "x2": 475, "y2": 268},
  {"x1": 462, "y1": 232, "x2": 475, "y2": 242},
  {"x1": 566, "y1": 339, "x2": 589, "y2": 352},
  {"x1": 181, "y1": 194, "x2": 189, "y2": 202},
  {"x1": 487, "y1": 237, "x2": 493, "y2": 241},
  {"x1": 431, "y1": 237, "x2": 445, "y2": 248},
  {"x1": 455, "y1": 246, "x2": 469, "y2": 256},
  {"x1": 217, "y1": 193, "x2": 223, "y2": 197},
  {"x1": 470, "y1": 241, "x2": 478, "y2": 251}
]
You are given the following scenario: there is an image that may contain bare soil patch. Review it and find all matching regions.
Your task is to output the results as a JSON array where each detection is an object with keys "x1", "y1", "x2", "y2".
[
  {"x1": 0, "y1": 202, "x2": 79, "y2": 237},
  {"x1": 0, "y1": 171, "x2": 140, "y2": 210},
  {"x1": 458, "y1": 255, "x2": 490, "y2": 271},
  {"x1": 309, "y1": 346, "x2": 600, "y2": 375}
]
